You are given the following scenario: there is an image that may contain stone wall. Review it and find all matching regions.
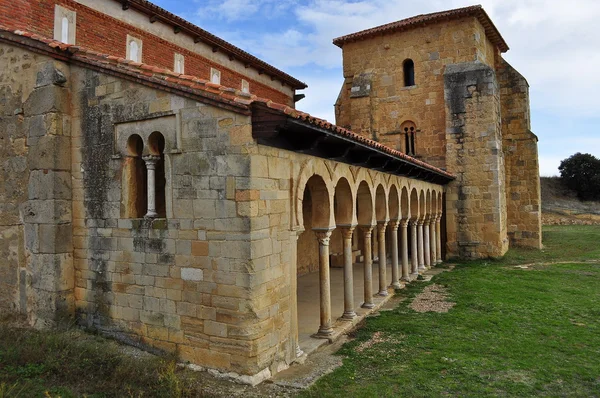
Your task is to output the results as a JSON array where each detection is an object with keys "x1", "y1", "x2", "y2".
[
  {"x1": 0, "y1": 44, "x2": 33, "y2": 318},
  {"x1": 497, "y1": 57, "x2": 542, "y2": 249},
  {"x1": 335, "y1": 16, "x2": 497, "y2": 169},
  {"x1": 66, "y1": 63, "x2": 283, "y2": 376},
  {"x1": 444, "y1": 62, "x2": 508, "y2": 258},
  {"x1": 0, "y1": 46, "x2": 75, "y2": 326}
]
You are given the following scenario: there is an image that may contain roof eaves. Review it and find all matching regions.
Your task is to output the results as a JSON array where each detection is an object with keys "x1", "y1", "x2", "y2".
[{"x1": 333, "y1": 5, "x2": 509, "y2": 53}]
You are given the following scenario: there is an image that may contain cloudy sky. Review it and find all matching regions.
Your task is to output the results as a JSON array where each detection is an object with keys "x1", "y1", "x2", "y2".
[{"x1": 154, "y1": 0, "x2": 600, "y2": 176}]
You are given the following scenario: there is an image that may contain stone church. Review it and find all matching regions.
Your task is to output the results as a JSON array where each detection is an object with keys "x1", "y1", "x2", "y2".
[{"x1": 0, "y1": 0, "x2": 540, "y2": 384}]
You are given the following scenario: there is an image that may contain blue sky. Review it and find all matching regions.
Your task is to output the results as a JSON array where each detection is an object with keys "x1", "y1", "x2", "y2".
[{"x1": 153, "y1": 0, "x2": 600, "y2": 176}]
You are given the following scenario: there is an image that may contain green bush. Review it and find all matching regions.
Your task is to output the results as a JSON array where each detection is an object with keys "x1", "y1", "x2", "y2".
[{"x1": 558, "y1": 152, "x2": 600, "y2": 201}]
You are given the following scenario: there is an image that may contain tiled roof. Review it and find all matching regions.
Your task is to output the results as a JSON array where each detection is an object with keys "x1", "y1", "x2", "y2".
[
  {"x1": 117, "y1": 0, "x2": 307, "y2": 89},
  {"x1": 0, "y1": 25, "x2": 455, "y2": 181},
  {"x1": 333, "y1": 5, "x2": 509, "y2": 53}
]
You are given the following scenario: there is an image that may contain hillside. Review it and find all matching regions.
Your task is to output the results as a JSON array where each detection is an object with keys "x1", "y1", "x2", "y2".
[{"x1": 541, "y1": 177, "x2": 600, "y2": 225}]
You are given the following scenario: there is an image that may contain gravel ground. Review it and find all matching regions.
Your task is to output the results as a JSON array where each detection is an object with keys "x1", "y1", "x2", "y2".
[{"x1": 409, "y1": 284, "x2": 455, "y2": 313}]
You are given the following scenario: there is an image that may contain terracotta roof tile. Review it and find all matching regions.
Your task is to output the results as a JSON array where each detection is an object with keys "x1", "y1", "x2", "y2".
[
  {"x1": 0, "y1": 24, "x2": 454, "y2": 181},
  {"x1": 333, "y1": 5, "x2": 509, "y2": 53}
]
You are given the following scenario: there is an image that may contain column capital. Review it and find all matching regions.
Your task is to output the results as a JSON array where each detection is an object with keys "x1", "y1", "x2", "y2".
[
  {"x1": 142, "y1": 154, "x2": 160, "y2": 168},
  {"x1": 359, "y1": 225, "x2": 374, "y2": 237},
  {"x1": 400, "y1": 219, "x2": 410, "y2": 228},
  {"x1": 339, "y1": 226, "x2": 355, "y2": 239},
  {"x1": 389, "y1": 220, "x2": 400, "y2": 231},
  {"x1": 314, "y1": 229, "x2": 333, "y2": 245},
  {"x1": 376, "y1": 222, "x2": 388, "y2": 233}
]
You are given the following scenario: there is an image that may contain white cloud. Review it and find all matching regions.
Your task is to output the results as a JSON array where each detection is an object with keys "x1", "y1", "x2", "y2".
[{"x1": 193, "y1": 0, "x2": 295, "y2": 22}]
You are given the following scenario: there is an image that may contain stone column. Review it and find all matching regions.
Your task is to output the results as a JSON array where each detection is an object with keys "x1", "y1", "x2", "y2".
[
  {"x1": 400, "y1": 219, "x2": 410, "y2": 282},
  {"x1": 389, "y1": 221, "x2": 401, "y2": 289},
  {"x1": 430, "y1": 216, "x2": 437, "y2": 267},
  {"x1": 417, "y1": 219, "x2": 426, "y2": 272},
  {"x1": 424, "y1": 216, "x2": 431, "y2": 269},
  {"x1": 377, "y1": 222, "x2": 388, "y2": 296},
  {"x1": 315, "y1": 230, "x2": 333, "y2": 336},
  {"x1": 291, "y1": 230, "x2": 304, "y2": 358},
  {"x1": 436, "y1": 215, "x2": 442, "y2": 264},
  {"x1": 143, "y1": 155, "x2": 160, "y2": 218},
  {"x1": 360, "y1": 226, "x2": 374, "y2": 309},
  {"x1": 340, "y1": 226, "x2": 356, "y2": 320},
  {"x1": 410, "y1": 220, "x2": 419, "y2": 279}
]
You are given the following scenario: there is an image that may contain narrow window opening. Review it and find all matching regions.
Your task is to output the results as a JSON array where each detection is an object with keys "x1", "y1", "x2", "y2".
[
  {"x1": 61, "y1": 16, "x2": 69, "y2": 43},
  {"x1": 403, "y1": 59, "x2": 415, "y2": 87},
  {"x1": 129, "y1": 40, "x2": 139, "y2": 63},
  {"x1": 210, "y1": 68, "x2": 221, "y2": 85},
  {"x1": 174, "y1": 53, "x2": 184, "y2": 74},
  {"x1": 148, "y1": 132, "x2": 166, "y2": 218},
  {"x1": 241, "y1": 79, "x2": 250, "y2": 93},
  {"x1": 125, "y1": 134, "x2": 147, "y2": 218},
  {"x1": 401, "y1": 121, "x2": 417, "y2": 156}
]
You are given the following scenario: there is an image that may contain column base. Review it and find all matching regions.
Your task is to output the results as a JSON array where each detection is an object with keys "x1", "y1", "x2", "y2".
[
  {"x1": 316, "y1": 327, "x2": 334, "y2": 336},
  {"x1": 400, "y1": 276, "x2": 411, "y2": 283},
  {"x1": 377, "y1": 290, "x2": 389, "y2": 296},
  {"x1": 391, "y1": 282, "x2": 402, "y2": 289},
  {"x1": 341, "y1": 311, "x2": 357, "y2": 320},
  {"x1": 145, "y1": 212, "x2": 158, "y2": 219},
  {"x1": 296, "y1": 346, "x2": 305, "y2": 358},
  {"x1": 361, "y1": 302, "x2": 375, "y2": 309}
]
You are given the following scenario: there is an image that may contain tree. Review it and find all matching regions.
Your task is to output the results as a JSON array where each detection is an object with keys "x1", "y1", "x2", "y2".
[{"x1": 558, "y1": 153, "x2": 600, "y2": 201}]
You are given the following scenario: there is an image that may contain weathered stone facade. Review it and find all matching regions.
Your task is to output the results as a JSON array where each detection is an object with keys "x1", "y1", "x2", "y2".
[
  {"x1": 0, "y1": 1, "x2": 541, "y2": 383},
  {"x1": 334, "y1": 6, "x2": 542, "y2": 257}
]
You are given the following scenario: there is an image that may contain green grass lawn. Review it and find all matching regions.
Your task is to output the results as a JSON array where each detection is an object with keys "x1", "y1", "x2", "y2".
[
  {"x1": 1, "y1": 225, "x2": 599, "y2": 397},
  {"x1": 302, "y1": 225, "x2": 600, "y2": 397}
]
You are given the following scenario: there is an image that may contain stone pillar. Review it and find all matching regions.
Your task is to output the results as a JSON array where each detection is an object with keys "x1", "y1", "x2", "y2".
[
  {"x1": 436, "y1": 215, "x2": 442, "y2": 264},
  {"x1": 410, "y1": 221, "x2": 419, "y2": 279},
  {"x1": 400, "y1": 219, "x2": 410, "y2": 282},
  {"x1": 389, "y1": 221, "x2": 402, "y2": 289},
  {"x1": 430, "y1": 216, "x2": 437, "y2": 266},
  {"x1": 377, "y1": 222, "x2": 388, "y2": 296},
  {"x1": 143, "y1": 155, "x2": 160, "y2": 218},
  {"x1": 340, "y1": 226, "x2": 356, "y2": 320},
  {"x1": 417, "y1": 220, "x2": 425, "y2": 272},
  {"x1": 315, "y1": 230, "x2": 333, "y2": 336},
  {"x1": 22, "y1": 61, "x2": 74, "y2": 327},
  {"x1": 360, "y1": 226, "x2": 375, "y2": 309},
  {"x1": 291, "y1": 230, "x2": 304, "y2": 358},
  {"x1": 444, "y1": 62, "x2": 509, "y2": 258},
  {"x1": 424, "y1": 217, "x2": 431, "y2": 269}
]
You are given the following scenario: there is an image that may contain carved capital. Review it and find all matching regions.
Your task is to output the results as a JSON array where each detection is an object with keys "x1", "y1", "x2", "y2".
[
  {"x1": 314, "y1": 230, "x2": 332, "y2": 245},
  {"x1": 142, "y1": 154, "x2": 160, "y2": 169},
  {"x1": 400, "y1": 219, "x2": 410, "y2": 228},
  {"x1": 340, "y1": 226, "x2": 355, "y2": 240},
  {"x1": 360, "y1": 225, "x2": 374, "y2": 239},
  {"x1": 377, "y1": 222, "x2": 388, "y2": 234},
  {"x1": 389, "y1": 220, "x2": 400, "y2": 231}
]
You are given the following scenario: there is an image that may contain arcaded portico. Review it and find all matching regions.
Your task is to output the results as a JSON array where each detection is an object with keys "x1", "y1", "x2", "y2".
[{"x1": 290, "y1": 157, "x2": 445, "y2": 349}]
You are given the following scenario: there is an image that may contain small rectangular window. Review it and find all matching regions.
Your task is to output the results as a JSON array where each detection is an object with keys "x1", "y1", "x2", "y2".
[
  {"x1": 54, "y1": 5, "x2": 76, "y2": 44},
  {"x1": 210, "y1": 68, "x2": 221, "y2": 85},
  {"x1": 174, "y1": 53, "x2": 185, "y2": 74},
  {"x1": 241, "y1": 79, "x2": 250, "y2": 93},
  {"x1": 126, "y1": 35, "x2": 143, "y2": 63}
]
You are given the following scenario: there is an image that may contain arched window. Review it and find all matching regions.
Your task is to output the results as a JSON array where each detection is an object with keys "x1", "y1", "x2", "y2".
[
  {"x1": 129, "y1": 40, "x2": 139, "y2": 63},
  {"x1": 401, "y1": 121, "x2": 417, "y2": 156},
  {"x1": 125, "y1": 134, "x2": 147, "y2": 218},
  {"x1": 403, "y1": 59, "x2": 415, "y2": 87},
  {"x1": 148, "y1": 132, "x2": 166, "y2": 218},
  {"x1": 61, "y1": 16, "x2": 69, "y2": 43}
]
